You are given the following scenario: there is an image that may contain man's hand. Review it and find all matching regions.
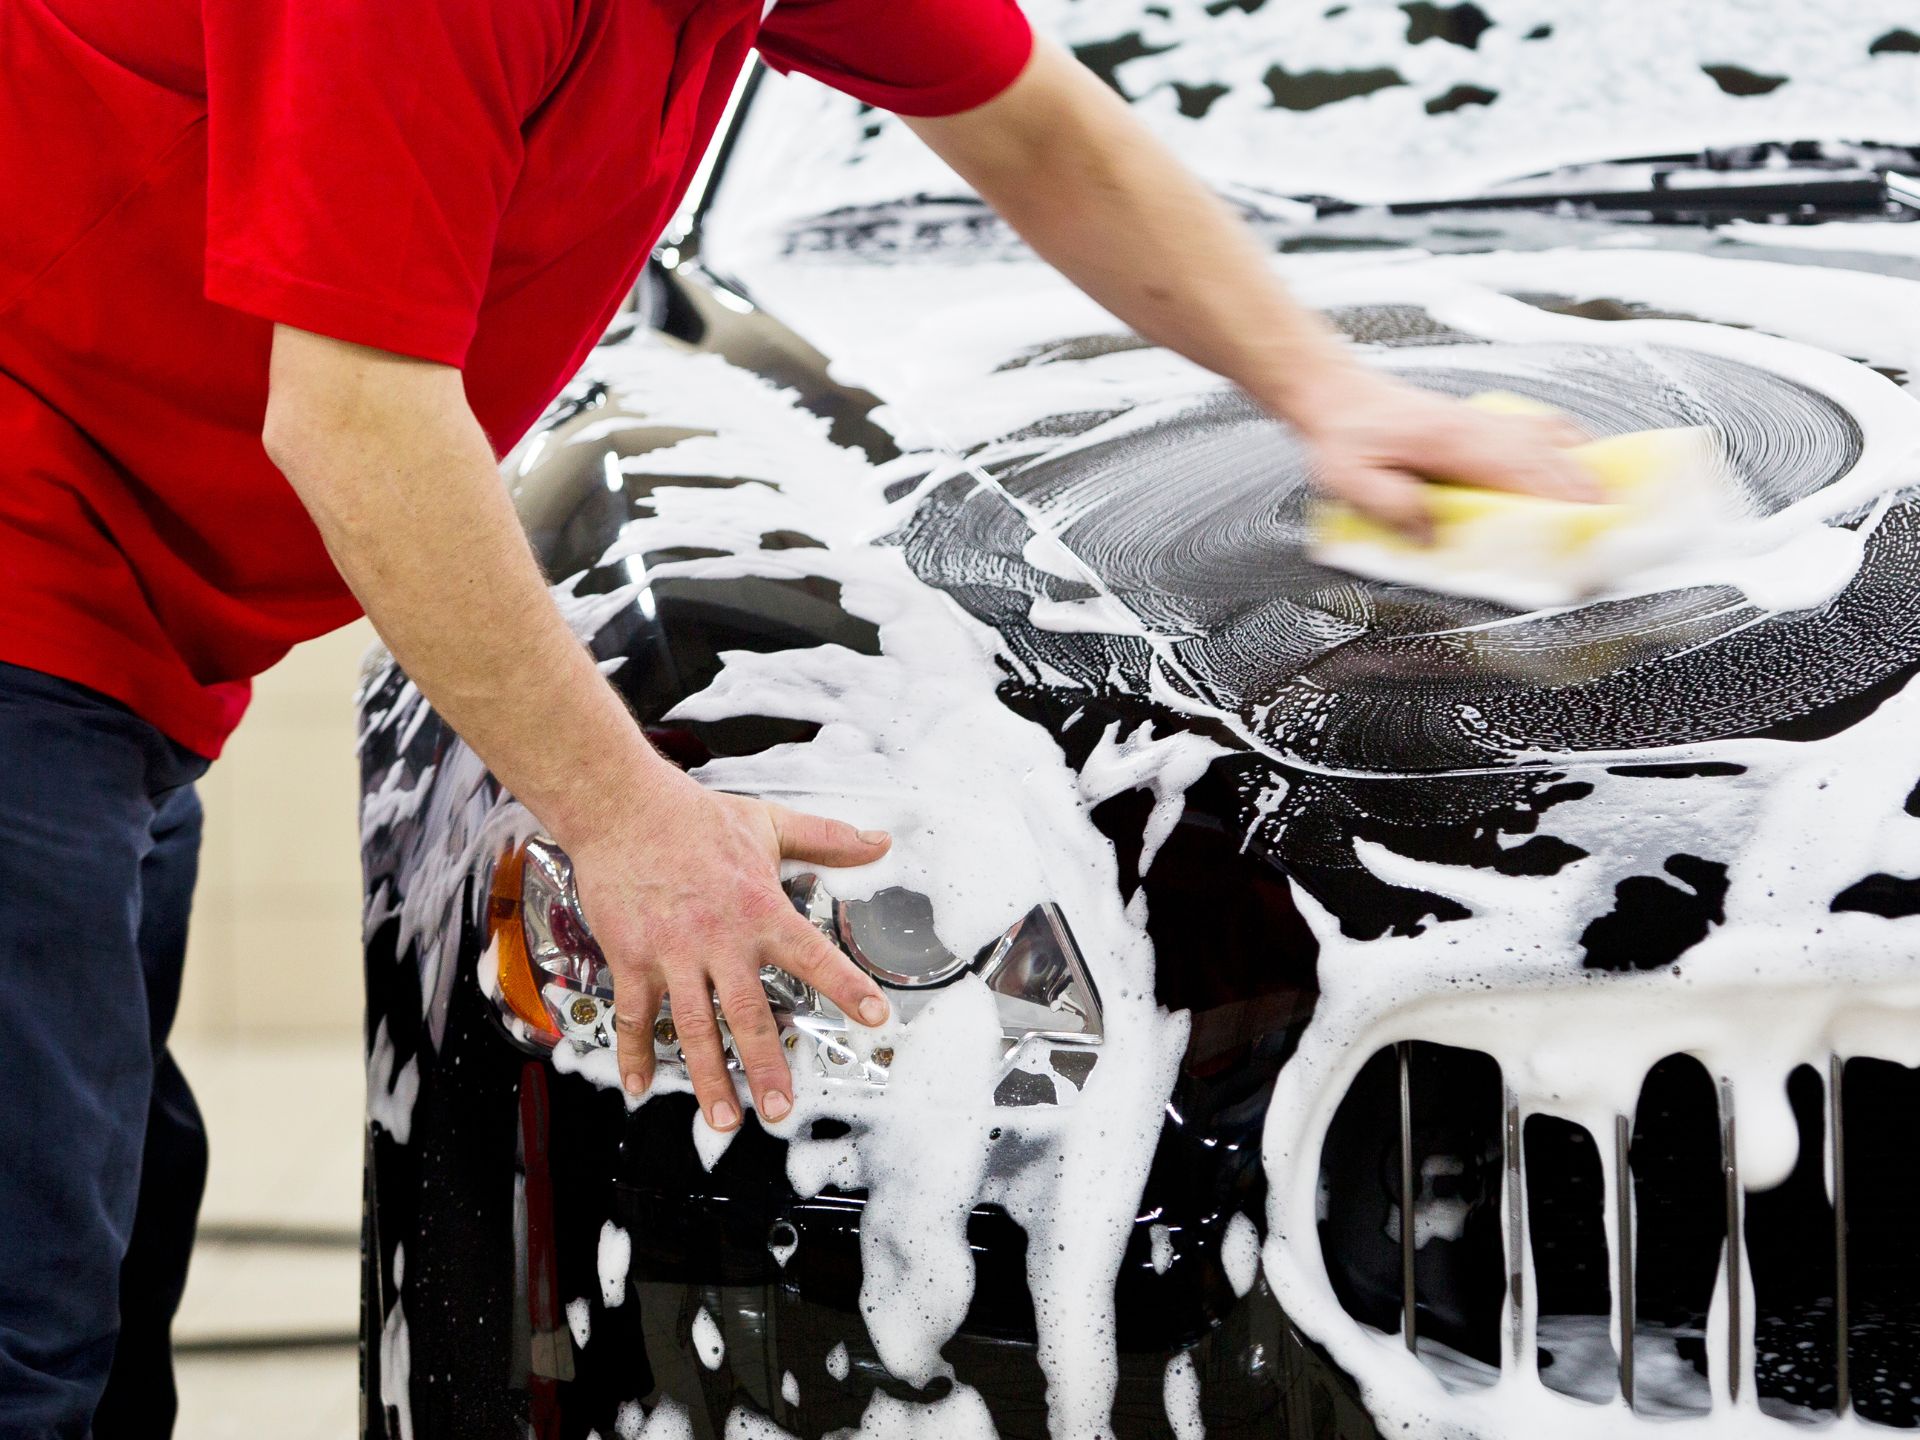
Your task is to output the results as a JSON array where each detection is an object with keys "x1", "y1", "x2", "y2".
[
  {"x1": 905, "y1": 36, "x2": 1592, "y2": 534},
  {"x1": 567, "y1": 772, "x2": 892, "y2": 1124},
  {"x1": 264, "y1": 325, "x2": 891, "y2": 1131},
  {"x1": 1286, "y1": 368, "x2": 1595, "y2": 539}
]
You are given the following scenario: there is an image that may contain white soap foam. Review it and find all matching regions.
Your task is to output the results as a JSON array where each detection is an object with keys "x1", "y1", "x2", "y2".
[
  {"x1": 360, "y1": 61, "x2": 1920, "y2": 1423},
  {"x1": 781, "y1": 1371, "x2": 800, "y2": 1407},
  {"x1": 366, "y1": 1018, "x2": 419, "y2": 1146},
  {"x1": 1078, "y1": 721, "x2": 1233, "y2": 876},
  {"x1": 616, "y1": 1399, "x2": 647, "y2": 1439},
  {"x1": 1258, "y1": 662, "x2": 1920, "y2": 1437},
  {"x1": 692, "y1": 1306, "x2": 727, "y2": 1371},
  {"x1": 1163, "y1": 1351, "x2": 1206, "y2": 1440},
  {"x1": 638, "y1": 1398, "x2": 694, "y2": 1440},
  {"x1": 1149, "y1": 1223, "x2": 1175, "y2": 1276},
  {"x1": 705, "y1": 0, "x2": 1920, "y2": 252},
  {"x1": 725, "y1": 1410, "x2": 794, "y2": 1440},
  {"x1": 824, "y1": 1383, "x2": 1002, "y2": 1440},
  {"x1": 378, "y1": 1244, "x2": 413, "y2": 1440},
  {"x1": 845, "y1": 977, "x2": 1003, "y2": 1385},
  {"x1": 597, "y1": 1221, "x2": 631, "y2": 1309},
  {"x1": 825, "y1": 1341, "x2": 851, "y2": 1382},
  {"x1": 1409, "y1": 1157, "x2": 1472, "y2": 1249},
  {"x1": 692, "y1": 1113, "x2": 739, "y2": 1173},
  {"x1": 549, "y1": 338, "x2": 1200, "y2": 1434},
  {"x1": 1030, "y1": 592, "x2": 1155, "y2": 636},
  {"x1": 566, "y1": 1296, "x2": 591, "y2": 1349},
  {"x1": 1220, "y1": 1213, "x2": 1260, "y2": 1299},
  {"x1": 560, "y1": 247, "x2": 1920, "y2": 1434}
]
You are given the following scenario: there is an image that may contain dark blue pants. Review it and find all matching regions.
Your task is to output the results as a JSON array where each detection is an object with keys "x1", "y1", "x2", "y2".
[{"x1": 0, "y1": 663, "x2": 209, "y2": 1439}]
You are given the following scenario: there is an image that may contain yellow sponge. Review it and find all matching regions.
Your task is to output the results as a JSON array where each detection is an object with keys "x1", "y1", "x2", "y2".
[{"x1": 1306, "y1": 393, "x2": 1730, "y2": 610}]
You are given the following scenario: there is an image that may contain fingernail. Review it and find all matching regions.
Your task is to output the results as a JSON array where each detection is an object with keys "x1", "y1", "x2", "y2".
[
  {"x1": 762, "y1": 1091, "x2": 791, "y2": 1121},
  {"x1": 857, "y1": 828, "x2": 888, "y2": 845},
  {"x1": 624, "y1": 1072, "x2": 645, "y2": 1097},
  {"x1": 710, "y1": 1101, "x2": 739, "y2": 1131},
  {"x1": 859, "y1": 996, "x2": 889, "y2": 1026}
]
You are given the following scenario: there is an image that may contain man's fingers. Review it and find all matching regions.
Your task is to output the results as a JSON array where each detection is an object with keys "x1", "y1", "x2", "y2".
[
  {"x1": 666, "y1": 976, "x2": 741, "y2": 1132},
  {"x1": 1523, "y1": 412, "x2": 1590, "y2": 449},
  {"x1": 769, "y1": 804, "x2": 891, "y2": 867},
  {"x1": 1331, "y1": 464, "x2": 1434, "y2": 543},
  {"x1": 766, "y1": 912, "x2": 890, "y2": 1028},
  {"x1": 613, "y1": 971, "x2": 665, "y2": 1099},
  {"x1": 1428, "y1": 416, "x2": 1599, "y2": 502},
  {"x1": 715, "y1": 975, "x2": 794, "y2": 1124}
]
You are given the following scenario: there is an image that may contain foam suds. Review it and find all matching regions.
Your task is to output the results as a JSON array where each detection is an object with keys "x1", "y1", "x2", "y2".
[
  {"x1": 1162, "y1": 1352, "x2": 1205, "y2": 1440},
  {"x1": 637, "y1": 1399, "x2": 693, "y2": 1440},
  {"x1": 1078, "y1": 722, "x2": 1231, "y2": 876},
  {"x1": 539, "y1": 243, "x2": 1915, "y2": 1431},
  {"x1": 597, "y1": 1221, "x2": 631, "y2": 1308},
  {"x1": 366, "y1": 1019, "x2": 419, "y2": 1146},
  {"x1": 705, "y1": 0, "x2": 1920, "y2": 245},
  {"x1": 358, "y1": 10, "x2": 1920, "y2": 1422},
  {"x1": 829, "y1": 1385, "x2": 1001, "y2": 1440},
  {"x1": 530, "y1": 337, "x2": 1199, "y2": 1434},
  {"x1": 1221, "y1": 1212, "x2": 1261, "y2": 1298},
  {"x1": 1259, "y1": 663, "x2": 1920, "y2": 1437},
  {"x1": 780, "y1": 1371, "x2": 799, "y2": 1407},
  {"x1": 692, "y1": 1306, "x2": 726, "y2": 1370},
  {"x1": 378, "y1": 1245, "x2": 413, "y2": 1440},
  {"x1": 567, "y1": 1296, "x2": 591, "y2": 1349},
  {"x1": 1148, "y1": 1223, "x2": 1175, "y2": 1275}
]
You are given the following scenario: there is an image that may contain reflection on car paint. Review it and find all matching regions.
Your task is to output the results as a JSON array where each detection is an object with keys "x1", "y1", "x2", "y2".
[{"x1": 356, "y1": 0, "x2": 1920, "y2": 1434}]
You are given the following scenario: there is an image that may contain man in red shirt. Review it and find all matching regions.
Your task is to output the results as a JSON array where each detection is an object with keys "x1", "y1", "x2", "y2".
[{"x1": 0, "y1": 0, "x2": 1590, "y2": 1431}]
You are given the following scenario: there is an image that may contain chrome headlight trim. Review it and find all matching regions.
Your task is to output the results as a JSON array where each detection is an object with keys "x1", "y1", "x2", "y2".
[{"x1": 485, "y1": 837, "x2": 1105, "y2": 1102}]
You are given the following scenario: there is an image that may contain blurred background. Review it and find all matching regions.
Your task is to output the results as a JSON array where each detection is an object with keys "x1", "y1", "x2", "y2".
[{"x1": 170, "y1": 619, "x2": 374, "y2": 1440}]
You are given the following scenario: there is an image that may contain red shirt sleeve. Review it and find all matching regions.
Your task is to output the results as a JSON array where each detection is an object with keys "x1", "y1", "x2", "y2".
[
  {"x1": 201, "y1": 0, "x2": 569, "y2": 367},
  {"x1": 756, "y1": 0, "x2": 1035, "y2": 118}
]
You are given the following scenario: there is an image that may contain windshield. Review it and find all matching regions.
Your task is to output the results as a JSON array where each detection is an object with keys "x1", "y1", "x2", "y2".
[{"x1": 704, "y1": 0, "x2": 1920, "y2": 256}]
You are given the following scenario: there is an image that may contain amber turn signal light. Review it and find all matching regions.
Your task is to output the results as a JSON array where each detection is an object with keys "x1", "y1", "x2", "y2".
[{"x1": 489, "y1": 844, "x2": 559, "y2": 1039}]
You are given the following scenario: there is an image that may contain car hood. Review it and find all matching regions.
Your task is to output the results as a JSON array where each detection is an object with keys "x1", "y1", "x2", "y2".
[
  {"x1": 638, "y1": 216, "x2": 1920, "y2": 1428},
  {"x1": 614, "y1": 202, "x2": 1920, "y2": 951},
  {"x1": 398, "y1": 205, "x2": 1920, "y2": 1437}
]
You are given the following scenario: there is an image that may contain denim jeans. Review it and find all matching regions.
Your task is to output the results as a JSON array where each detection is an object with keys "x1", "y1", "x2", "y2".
[{"x1": 0, "y1": 662, "x2": 208, "y2": 1439}]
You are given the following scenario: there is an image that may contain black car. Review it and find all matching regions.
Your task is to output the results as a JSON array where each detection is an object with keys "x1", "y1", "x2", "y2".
[{"x1": 357, "y1": 1, "x2": 1920, "y2": 1435}]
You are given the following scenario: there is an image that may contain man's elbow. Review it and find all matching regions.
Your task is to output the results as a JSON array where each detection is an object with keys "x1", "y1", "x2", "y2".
[
  {"x1": 260, "y1": 387, "x2": 323, "y2": 482},
  {"x1": 262, "y1": 325, "x2": 463, "y2": 481}
]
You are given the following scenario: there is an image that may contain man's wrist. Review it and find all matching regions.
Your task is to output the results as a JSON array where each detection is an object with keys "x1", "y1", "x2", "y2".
[
  {"x1": 1232, "y1": 324, "x2": 1369, "y2": 426},
  {"x1": 1248, "y1": 350, "x2": 1387, "y2": 433},
  {"x1": 533, "y1": 727, "x2": 692, "y2": 855}
]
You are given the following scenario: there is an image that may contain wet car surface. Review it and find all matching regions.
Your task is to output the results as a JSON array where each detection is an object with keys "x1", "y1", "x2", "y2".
[{"x1": 357, "y1": 2, "x2": 1920, "y2": 1435}]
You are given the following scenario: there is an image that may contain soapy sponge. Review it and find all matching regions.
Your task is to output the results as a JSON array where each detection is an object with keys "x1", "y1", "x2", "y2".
[{"x1": 1307, "y1": 393, "x2": 1733, "y2": 610}]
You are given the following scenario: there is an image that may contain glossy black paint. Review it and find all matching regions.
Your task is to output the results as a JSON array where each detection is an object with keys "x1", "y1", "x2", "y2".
[
  {"x1": 357, "y1": 88, "x2": 1920, "y2": 1440},
  {"x1": 356, "y1": 257, "x2": 1384, "y2": 1434}
]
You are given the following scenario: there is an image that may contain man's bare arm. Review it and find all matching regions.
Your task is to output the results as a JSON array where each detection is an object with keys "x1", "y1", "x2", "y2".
[
  {"x1": 906, "y1": 38, "x2": 1593, "y2": 533},
  {"x1": 264, "y1": 326, "x2": 890, "y2": 1129}
]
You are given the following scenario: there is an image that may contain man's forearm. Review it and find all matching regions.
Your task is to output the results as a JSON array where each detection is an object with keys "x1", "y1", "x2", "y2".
[
  {"x1": 263, "y1": 328, "x2": 670, "y2": 848},
  {"x1": 906, "y1": 37, "x2": 1355, "y2": 418},
  {"x1": 264, "y1": 326, "x2": 893, "y2": 1126}
]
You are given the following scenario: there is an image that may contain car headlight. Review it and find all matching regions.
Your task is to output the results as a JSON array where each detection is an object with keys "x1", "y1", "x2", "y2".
[{"x1": 485, "y1": 837, "x2": 1104, "y2": 1101}]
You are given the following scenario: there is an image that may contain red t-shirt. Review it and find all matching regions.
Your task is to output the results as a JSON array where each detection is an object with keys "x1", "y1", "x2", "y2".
[{"x1": 0, "y1": 0, "x2": 1033, "y2": 757}]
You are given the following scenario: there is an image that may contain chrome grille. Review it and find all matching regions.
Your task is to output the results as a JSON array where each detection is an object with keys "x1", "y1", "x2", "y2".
[{"x1": 1317, "y1": 1044, "x2": 1920, "y2": 1426}]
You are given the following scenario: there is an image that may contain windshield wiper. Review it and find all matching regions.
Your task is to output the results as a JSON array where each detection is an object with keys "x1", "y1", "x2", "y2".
[{"x1": 1312, "y1": 140, "x2": 1920, "y2": 225}]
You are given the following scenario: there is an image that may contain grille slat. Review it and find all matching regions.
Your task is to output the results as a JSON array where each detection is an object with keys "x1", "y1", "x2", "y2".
[
  {"x1": 1503, "y1": 1087, "x2": 1529, "y2": 1375},
  {"x1": 1831, "y1": 1053, "x2": 1852, "y2": 1420},
  {"x1": 1719, "y1": 1076, "x2": 1745, "y2": 1408},
  {"x1": 1398, "y1": 1039, "x2": 1418, "y2": 1356},
  {"x1": 1615, "y1": 1112, "x2": 1637, "y2": 1410}
]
